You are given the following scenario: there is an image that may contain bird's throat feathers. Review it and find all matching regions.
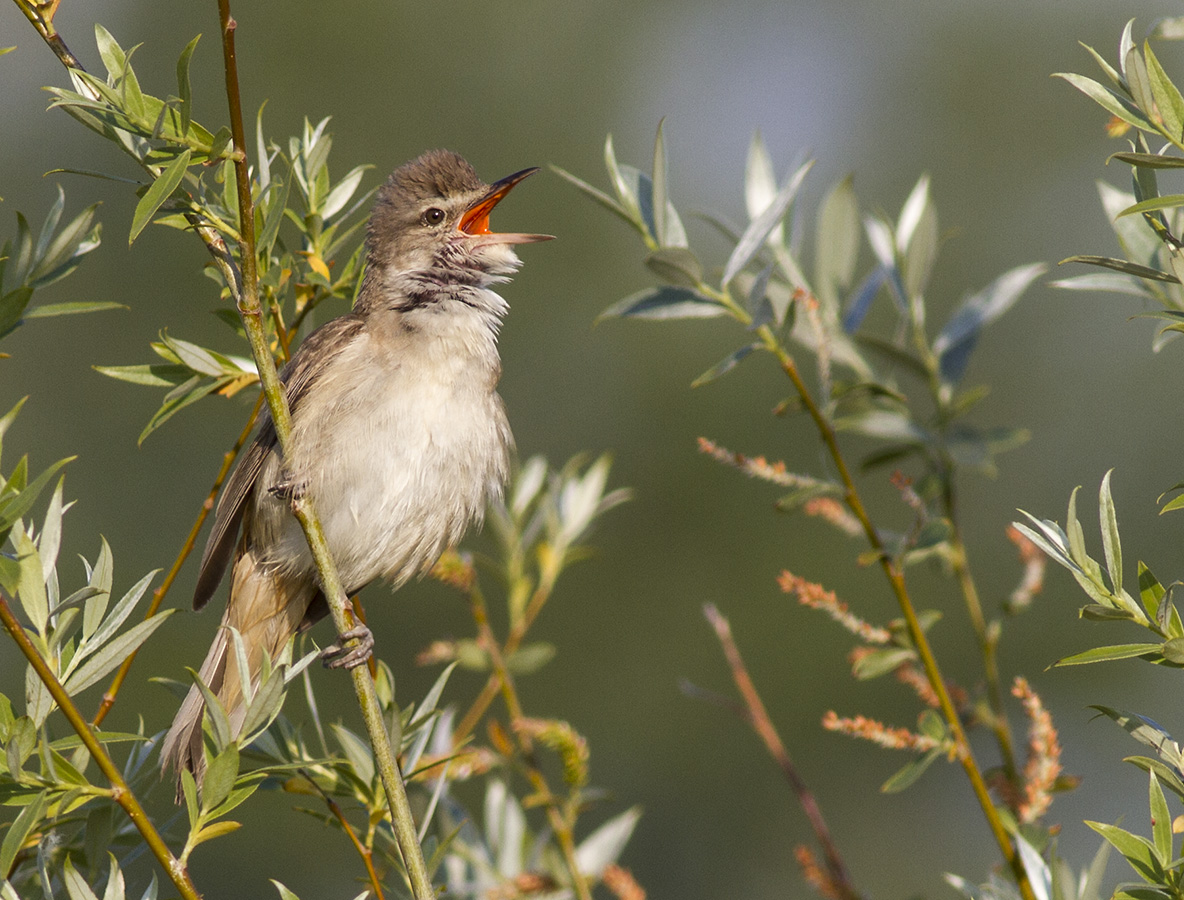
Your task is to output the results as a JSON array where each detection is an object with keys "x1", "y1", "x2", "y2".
[{"x1": 357, "y1": 242, "x2": 520, "y2": 322}]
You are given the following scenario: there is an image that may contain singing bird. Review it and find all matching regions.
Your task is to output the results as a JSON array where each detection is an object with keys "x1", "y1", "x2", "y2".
[{"x1": 160, "y1": 150, "x2": 552, "y2": 790}]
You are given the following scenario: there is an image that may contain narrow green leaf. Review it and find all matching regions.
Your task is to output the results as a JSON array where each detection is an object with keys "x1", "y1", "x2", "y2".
[
  {"x1": 815, "y1": 175, "x2": 859, "y2": 303},
  {"x1": 331, "y1": 723, "x2": 375, "y2": 784},
  {"x1": 270, "y1": 881, "x2": 302, "y2": 900},
  {"x1": 691, "y1": 343, "x2": 761, "y2": 388},
  {"x1": 1053, "y1": 643, "x2": 1161, "y2": 666},
  {"x1": 574, "y1": 806, "x2": 642, "y2": 876},
  {"x1": 62, "y1": 609, "x2": 174, "y2": 694},
  {"x1": 1110, "y1": 151, "x2": 1184, "y2": 169},
  {"x1": 1055, "y1": 72, "x2": 1156, "y2": 131},
  {"x1": 550, "y1": 164, "x2": 632, "y2": 227},
  {"x1": 190, "y1": 819, "x2": 242, "y2": 847},
  {"x1": 1049, "y1": 272, "x2": 1151, "y2": 297},
  {"x1": 0, "y1": 396, "x2": 27, "y2": 471},
  {"x1": 205, "y1": 782, "x2": 259, "y2": 820},
  {"x1": 62, "y1": 855, "x2": 100, "y2": 900},
  {"x1": 1118, "y1": 194, "x2": 1184, "y2": 217},
  {"x1": 238, "y1": 666, "x2": 285, "y2": 740},
  {"x1": 1059, "y1": 255, "x2": 1178, "y2": 283},
  {"x1": 744, "y1": 131, "x2": 780, "y2": 230},
  {"x1": 200, "y1": 744, "x2": 239, "y2": 813},
  {"x1": 933, "y1": 263, "x2": 1045, "y2": 384},
  {"x1": 644, "y1": 247, "x2": 702, "y2": 287},
  {"x1": 24, "y1": 301, "x2": 125, "y2": 319},
  {"x1": 1128, "y1": 757, "x2": 1184, "y2": 804},
  {"x1": 598, "y1": 285, "x2": 726, "y2": 321},
  {"x1": 1138, "y1": 561, "x2": 1168, "y2": 622},
  {"x1": 881, "y1": 747, "x2": 943, "y2": 793},
  {"x1": 15, "y1": 530, "x2": 48, "y2": 634},
  {"x1": 0, "y1": 455, "x2": 73, "y2": 534},
  {"x1": 190, "y1": 669, "x2": 232, "y2": 752},
  {"x1": 604, "y1": 134, "x2": 641, "y2": 225},
  {"x1": 852, "y1": 647, "x2": 915, "y2": 680},
  {"x1": 69, "y1": 569, "x2": 158, "y2": 675},
  {"x1": 651, "y1": 118, "x2": 668, "y2": 247},
  {"x1": 723, "y1": 160, "x2": 814, "y2": 286},
  {"x1": 0, "y1": 789, "x2": 47, "y2": 875},
  {"x1": 29, "y1": 202, "x2": 101, "y2": 289},
  {"x1": 100, "y1": 853, "x2": 125, "y2": 900},
  {"x1": 175, "y1": 34, "x2": 200, "y2": 137},
  {"x1": 138, "y1": 375, "x2": 228, "y2": 445},
  {"x1": 94, "y1": 24, "x2": 127, "y2": 79},
  {"x1": 1100, "y1": 470, "x2": 1123, "y2": 594},
  {"x1": 1085, "y1": 821, "x2": 1162, "y2": 882},
  {"x1": 1150, "y1": 770, "x2": 1171, "y2": 863},
  {"x1": 256, "y1": 178, "x2": 290, "y2": 259},
  {"x1": 1126, "y1": 44, "x2": 1156, "y2": 116},
  {"x1": 321, "y1": 164, "x2": 371, "y2": 220},
  {"x1": 39, "y1": 477, "x2": 65, "y2": 585},
  {"x1": 129, "y1": 149, "x2": 191, "y2": 245},
  {"x1": 505, "y1": 642, "x2": 556, "y2": 675},
  {"x1": 0, "y1": 287, "x2": 34, "y2": 339},
  {"x1": 93, "y1": 363, "x2": 190, "y2": 387},
  {"x1": 181, "y1": 768, "x2": 199, "y2": 829},
  {"x1": 159, "y1": 332, "x2": 237, "y2": 377}
]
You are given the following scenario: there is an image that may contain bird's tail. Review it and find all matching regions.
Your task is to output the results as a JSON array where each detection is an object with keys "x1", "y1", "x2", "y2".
[{"x1": 160, "y1": 550, "x2": 314, "y2": 799}]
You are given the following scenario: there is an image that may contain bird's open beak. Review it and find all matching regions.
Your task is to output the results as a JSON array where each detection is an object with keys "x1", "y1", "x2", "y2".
[{"x1": 458, "y1": 167, "x2": 555, "y2": 245}]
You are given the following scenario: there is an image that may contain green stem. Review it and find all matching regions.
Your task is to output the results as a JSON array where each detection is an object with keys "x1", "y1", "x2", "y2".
[
  {"x1": 213, "y1": 3, "x2": 433, "y2": 897},
  {"x1": 466, "y1": 578, "x2": 592, "y2": 900},
  {"x1": 0, "y1": 594, "x2": 201, "y2": 900},
  {"x1": 948, "y1": 516, "x2": 1020, "y2": 786},
  {"x1": 756, "y1": 323, "x2": 1034, "y2": 900}
]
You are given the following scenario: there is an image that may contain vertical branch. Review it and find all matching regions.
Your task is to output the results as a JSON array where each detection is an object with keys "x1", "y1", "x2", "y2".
[
  {"x1": 212, "y1": 4, "x2": 434, "y2": 897},
  {"x1": 757, "y1": 324, "x2": 1035, "y2": 900},
  {"x1": 0, "y1": 594, "x2": 201, "y2": 900},
  {"x1": 452, "y1": 579, "x2": 555, "y2": 747},
  {"x1": 465, "y1": 577, "x2": 593, "y2": 900}
]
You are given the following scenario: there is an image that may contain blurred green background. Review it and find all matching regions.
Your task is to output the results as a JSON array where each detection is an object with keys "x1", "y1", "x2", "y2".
[{"x1": 4, "y1": 1, "x2": 1184, "y2": 897}]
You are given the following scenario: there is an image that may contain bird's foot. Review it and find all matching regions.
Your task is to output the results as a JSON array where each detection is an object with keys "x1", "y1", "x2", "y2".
[
  {"x1": 268, "y1": 475, "x2": 308, "y2": 504},
  {"x1": 321, "y1": 624, "x2": 375, "y2": 670}
]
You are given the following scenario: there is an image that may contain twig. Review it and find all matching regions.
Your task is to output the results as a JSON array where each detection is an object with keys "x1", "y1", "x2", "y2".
[
  {"x1": 451, "y1": 578, "x2": 553, "y2": 747},
  {"x1": 213, "y1": 3, "x2": 433, "y2": 897},
  {"x1": 0, "y1": 593, "x2": 201, "y2": 900},
  {"x1": 679, "y1": 266, "x2": 1034, "y2": 900},
  {"x1": 702, "y1": 603, "x2": 861, "y2": 900},
  {"x1": 465, "y1": 576, "x2": 593, "y2": 900},
  {"x1": 12, "y1": 0, "x2": 83, "y2": 70},
  {"x1": 757, "y1": 324, "x2": 1036, "y2": 900},
  {"x1": 302, "y1": 770, "x2": 386, "y2": 900}
]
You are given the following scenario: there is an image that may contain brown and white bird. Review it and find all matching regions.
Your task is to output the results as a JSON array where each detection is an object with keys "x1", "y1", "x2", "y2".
[{"x1": 160, "y1": 150, "x2": 551, "y2": 789}]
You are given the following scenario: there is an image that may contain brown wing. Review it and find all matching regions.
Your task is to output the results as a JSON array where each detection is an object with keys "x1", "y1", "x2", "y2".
[{"x1": 191, "y1": 314, "x2": 368, "y2": 609}]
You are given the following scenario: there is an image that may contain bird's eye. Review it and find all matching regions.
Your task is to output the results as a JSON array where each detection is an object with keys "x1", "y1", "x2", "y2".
[{"x1": 421, "y1": 207, "x2": 446, "y2": 227}]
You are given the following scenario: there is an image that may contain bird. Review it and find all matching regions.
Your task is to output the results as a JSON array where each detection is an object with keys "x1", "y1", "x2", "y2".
[{"x1": 160, "y1": 149, "x2": 552, "y2": 792}]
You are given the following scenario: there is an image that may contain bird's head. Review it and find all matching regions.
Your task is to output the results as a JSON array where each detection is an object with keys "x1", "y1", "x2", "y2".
[{"x1": 365, "y1": 149, "x2": 552, "y2": 280}]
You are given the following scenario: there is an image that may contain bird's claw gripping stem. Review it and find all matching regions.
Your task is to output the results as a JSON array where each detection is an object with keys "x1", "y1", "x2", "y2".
[{"x1": 321, "y1": 623, "x2": 375, "y2": 670}]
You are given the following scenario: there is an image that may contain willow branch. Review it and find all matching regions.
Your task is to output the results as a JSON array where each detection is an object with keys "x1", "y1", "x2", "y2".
[
  {"x1": 451, "y1": 578, "x2": 554, "y2": 747},
  {"x1": 213, "y1": 3, "x2": 433, "y2": 897},
  {"x1": 702, "y1": 603, "x2": 861, "y2": 900},
  {"x1": 12, "y1": 0, "x2": 83, "y2": 70},
  {"x1": 465, "y1": 577, "x2": 592, "y2": 900},
  {"x1": 755, "y1": 321, "x2": 1034, "y2": 900},
  {"x1": 302, "y1": 770, "x2": 386, "y2": 900},
  {"x1": 0, "y1": 594, "x2": 201, "y2": 900}
]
